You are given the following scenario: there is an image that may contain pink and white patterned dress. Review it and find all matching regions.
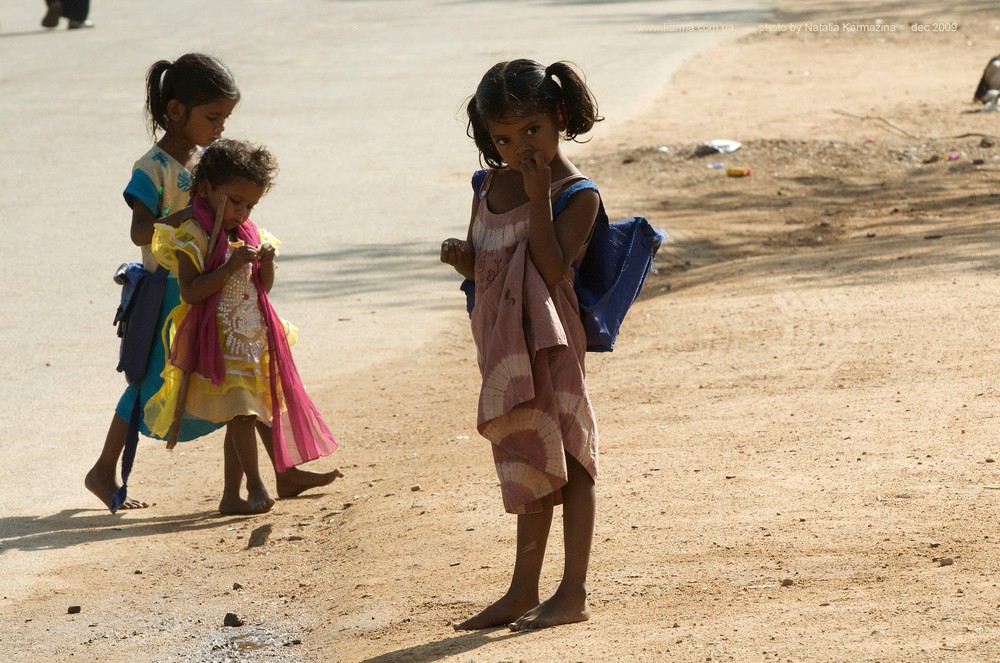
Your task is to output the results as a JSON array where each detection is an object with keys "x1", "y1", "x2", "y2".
[{"x1": 470, "y1": 170, "x2": 599, "y2": 515}]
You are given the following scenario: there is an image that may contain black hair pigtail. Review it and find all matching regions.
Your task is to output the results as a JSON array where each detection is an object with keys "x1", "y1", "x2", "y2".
[
  {"x1": 545, "y1": 61, "x2": 602, "y2": 140},
  {"x1": 144, "y1": 60, "x2": 172, "y2": 138}
]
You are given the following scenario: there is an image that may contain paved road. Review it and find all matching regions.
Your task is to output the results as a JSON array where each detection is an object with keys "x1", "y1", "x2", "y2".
[{"x1": 0, "y1": 0, "x2": 774, "y2": 513}]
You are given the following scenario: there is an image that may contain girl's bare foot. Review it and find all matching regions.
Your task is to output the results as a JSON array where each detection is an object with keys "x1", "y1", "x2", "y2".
[
  {"x1": 454, "y1": 590, "x2": 540, "y2": 630},
  {"x1": 509, "y1": 586, "x2": 590, "y2": 632},
  {"x1": 246, "y1": 484, "x2": 275, "y2": 514},
  {"x1": 275, "y1": 467, "x2": 344, "y2": 499},
  {"x1": 218, "y1": 493, "x2": 254, "y2": 515},
  {"x1": 85, "y1": 466, "x2": 149, "y2": 512}
]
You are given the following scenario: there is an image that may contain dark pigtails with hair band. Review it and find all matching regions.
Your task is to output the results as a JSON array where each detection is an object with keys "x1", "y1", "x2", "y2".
[
  {"x1": 145, "y1": 60, "x2": 173, "y2": 139},
  {"x1": 545, "y1": 61, "x2": 602, "y2": 140},
  {"x1": 466, "y1": 58, "x2": 602, "y2": 168}
]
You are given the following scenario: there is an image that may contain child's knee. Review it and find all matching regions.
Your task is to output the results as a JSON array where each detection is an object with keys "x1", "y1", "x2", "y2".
[{"x1": 229, "y1": 415, "x2": 257, "y2": 431}]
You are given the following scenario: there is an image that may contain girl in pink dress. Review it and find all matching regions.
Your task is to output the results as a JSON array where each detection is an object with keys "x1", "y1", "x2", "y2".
[{"x1": 441, "y1": 59, "x2": 603, "y2": 631}]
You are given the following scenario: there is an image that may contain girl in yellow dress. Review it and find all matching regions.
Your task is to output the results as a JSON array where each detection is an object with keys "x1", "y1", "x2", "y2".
[{"x1": 146, "y1": 139, "x2": 338, "y2": 514}]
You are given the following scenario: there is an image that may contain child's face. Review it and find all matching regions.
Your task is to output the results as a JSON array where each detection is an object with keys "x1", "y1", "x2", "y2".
[
  {"x1": 172, "y1": 97, "x2": 239, "y2": 147},
  {"x1": 199, "y1": 176, "x2": 265, "y2": 231},
  {"x1": 487, "y1": 110, "x2": 561, "y2": 172}
]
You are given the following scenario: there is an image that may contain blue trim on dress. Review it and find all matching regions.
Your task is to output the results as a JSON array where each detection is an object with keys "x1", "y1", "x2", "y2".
[{"x1": 123, "y1": 169, "x2": 159, "y2": 214}]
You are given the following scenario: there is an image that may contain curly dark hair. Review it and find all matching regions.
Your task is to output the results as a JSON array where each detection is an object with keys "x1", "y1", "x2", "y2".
[
  {"x1": 467, "y1": 59, "x2": 602, "y2": 169},
  {"x1": 192, "y1": 138, "x2": 278, "y2": 193}
]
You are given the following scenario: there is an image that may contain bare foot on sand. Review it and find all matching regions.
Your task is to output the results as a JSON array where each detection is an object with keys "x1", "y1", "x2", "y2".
[
  {"x1": 275, "y1": 467, "x2": 344, "y2": 499},
  {"x1": 219, "y1": 492, "x2": 254, "y2": 515},
  {"x1": 247, "y1": 484, "x2": 275, "y2": 514},
  {"x1": 85, "y1": 466, "x2": 149, "y2": 512},
  {"x1": 453, "y1": 590, "x2": 540, "y2": 630},
  {"x1": 509, "y1": 587, "x2": 589, "y2": 632}
]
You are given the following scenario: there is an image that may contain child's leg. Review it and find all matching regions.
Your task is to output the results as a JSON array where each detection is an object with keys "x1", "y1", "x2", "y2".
[
  {"x1": 510, "y1": 454, "x2": 595, "y2": 631},
  {"x1": 229, "y1": 416, "x2": 274, "y2": 514},
  {"x1": 84, "y1": 414, "x2": 149, "y2": 510},
  {"x1": 256, "y1": 421, "x2": 343, "y2": 498},
  {"x1": 219, "y1": 428, "x2": 252, "y2": 515},
  {"x1": 454, "y1": 494, "x2": 554, "y2": 630}
]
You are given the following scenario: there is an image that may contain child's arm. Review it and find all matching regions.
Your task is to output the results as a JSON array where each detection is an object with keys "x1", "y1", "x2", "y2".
[
  {"x1": 130, "y1": 203, "x2": 194, "y2": 246},
  {"x1": 520, "y1": 152, "x2": 599, "y2": 287},
  {"x1": 440, "y1": 194, "x2": 478, "y2": 280},
  {"x1": 176, "y1": 245, "x2": 258, "y2": 304}
]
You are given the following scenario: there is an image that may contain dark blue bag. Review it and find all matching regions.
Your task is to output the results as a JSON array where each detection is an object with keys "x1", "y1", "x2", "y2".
[
  {"x1": 555, "y1": 180, "x2": 665, "y2": 351},
  {"x1": 462, "y1": 171, "x2": 665, "y2": 352},
  {"x1": 113, "y1": 262, "x2": 167, "y2": 384},
  {"x1": 110, "y1": 262, "x2": 169, "y2": 513}
]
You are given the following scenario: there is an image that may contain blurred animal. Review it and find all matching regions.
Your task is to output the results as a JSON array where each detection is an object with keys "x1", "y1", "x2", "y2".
[{"x1": 973, "y1": 55, "x2": 1000, "y2": 110}]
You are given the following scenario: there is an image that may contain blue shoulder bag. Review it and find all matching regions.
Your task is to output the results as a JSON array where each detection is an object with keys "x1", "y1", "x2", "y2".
[
  {"x1": 110, "y1": 261, "x2": 168, "y2": 512},
  {"x1": 462, "y1": 170, "x2": 666, "y2": 352},
  {"x1": 113, "y1": 262, "x2": 167, "y2": 384}
]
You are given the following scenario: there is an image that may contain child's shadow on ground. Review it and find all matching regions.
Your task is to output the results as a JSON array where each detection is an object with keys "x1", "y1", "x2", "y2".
[
  {"x1": 359, "y1": 627, "x2": 522, "y2": 663},
  {"x1": 0, "y1": 508, "x2": 248, "y2": 554}
]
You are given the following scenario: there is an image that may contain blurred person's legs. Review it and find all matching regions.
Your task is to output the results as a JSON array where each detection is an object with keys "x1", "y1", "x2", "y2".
[
  {"x1": 64, "y1": 0, "x2": 91, "y2": 28},
  {"x1": 41, "y1": 0, "x2": 61, "y2": 28},
  {"x1": 42, "y1": 0, "x2": 91, "y2": 29}
]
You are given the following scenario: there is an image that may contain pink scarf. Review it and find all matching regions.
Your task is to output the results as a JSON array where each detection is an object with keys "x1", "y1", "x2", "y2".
[{"x1": 170, "y1": 195, "x2": 338, "y2": 471}]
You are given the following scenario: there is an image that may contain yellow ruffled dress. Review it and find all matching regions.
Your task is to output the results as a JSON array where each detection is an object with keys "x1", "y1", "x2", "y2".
[{"x1": 143, "y1": 219, "x2": 298, "y2": 436}]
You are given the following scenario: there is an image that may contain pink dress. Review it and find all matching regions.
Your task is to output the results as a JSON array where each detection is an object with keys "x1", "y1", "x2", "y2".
[{"x1": 471, "y1": 170, "x2": 599, "y2": 515}]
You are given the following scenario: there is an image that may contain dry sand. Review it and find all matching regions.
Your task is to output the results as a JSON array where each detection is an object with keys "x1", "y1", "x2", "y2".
[{"x1": 5, "y1": 1, "x2": 1000, "y2": 661}]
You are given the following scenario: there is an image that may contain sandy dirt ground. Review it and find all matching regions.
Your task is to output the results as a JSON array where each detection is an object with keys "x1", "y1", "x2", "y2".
[{"x1": 6, "y1": 1, "x2": 1000, "y2": 662}]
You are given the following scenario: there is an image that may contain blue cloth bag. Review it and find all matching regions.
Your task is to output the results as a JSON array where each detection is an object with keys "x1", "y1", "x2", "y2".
[
  {"x1": 553, "y1": 179, "x2": 665, "y2": 352},
  {"x1": 462, "y1": 171, "x2": 665, "y2": 352},
  {"x1": 110, "y1": 261, "x2": 168, "y2": 512},
  {"x1": 114, "y1": 262, "x2": 168, "y2": 385}
]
